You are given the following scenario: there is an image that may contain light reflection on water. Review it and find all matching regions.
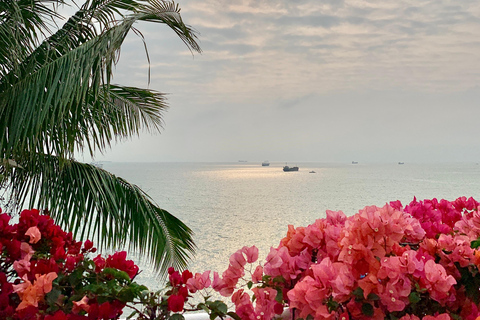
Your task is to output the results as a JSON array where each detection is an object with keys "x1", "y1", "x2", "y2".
[{"x1": 104, "y1": 162, "x2": 480, "y2": 290}]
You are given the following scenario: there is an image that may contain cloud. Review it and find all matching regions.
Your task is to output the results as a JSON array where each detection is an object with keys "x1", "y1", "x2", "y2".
[{"x1": 100, "y1": 0, "x2": 480, "y2": 162}]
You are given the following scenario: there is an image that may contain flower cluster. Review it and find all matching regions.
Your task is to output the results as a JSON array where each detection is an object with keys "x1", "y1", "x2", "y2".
[
  {"x1": 5, "y1": 196, "x2": 480, "y2": 320},
  {"x1": 0, "y1": 208, "x2": 146, "y2": 319},
  {"x1": 170, "y1": 197, "x2": 480, "y2": 320},
  {"x1": 273, "y1": 197, "x2": 480, "y2": 320}
]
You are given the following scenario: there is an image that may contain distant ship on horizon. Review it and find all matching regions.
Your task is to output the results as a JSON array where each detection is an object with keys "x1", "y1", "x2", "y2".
[
  {"x1": 262, "y1": 161, "x2": 270, "y2": 166},
  {"x1": 352, "y1": 161, "x2": 358, "y2": 164},
  {"x1": 283, "y1": 165, "x2": 299, "y2": 172}
]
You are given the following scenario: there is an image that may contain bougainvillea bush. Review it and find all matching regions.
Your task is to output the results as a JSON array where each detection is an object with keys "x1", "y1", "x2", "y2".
[
  {"x1": 0, "y1": 208, "x2": 149, "y2": 319},
  {"x1": 4, "y1": 196, "x2": 480, "y2": 320},
  {"x1": 199, "y1": 196, "x2": 480, "y2": 320},
  {"x1": 0, "y1": 208, "x2": 230, "y2": 320}
]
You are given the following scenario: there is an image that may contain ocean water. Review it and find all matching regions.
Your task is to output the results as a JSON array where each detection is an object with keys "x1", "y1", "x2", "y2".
[{"x1": 103, "y1": 161, "x2": 480, "y2": 290}]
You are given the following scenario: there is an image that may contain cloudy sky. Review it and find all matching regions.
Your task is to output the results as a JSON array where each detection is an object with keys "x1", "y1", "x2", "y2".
[{"x1": 89, "y1": 0, "x2": 480, "y2": 163}]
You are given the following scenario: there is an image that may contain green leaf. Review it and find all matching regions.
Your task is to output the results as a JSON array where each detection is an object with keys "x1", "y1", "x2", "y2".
[
  {"x1": 228, "y1": 312, "x2": 242, "y2": 320},
  {"x1": 352, "y1": 287, "x2": 364, "y2": 299},
  {"x1": 272, "y1": 276, "x2": 285, "y2": 284},
  {"x1": 216, "y1": 301, "x2": 228, "y2": 314},
  {"x1": 367, "y1": 293, "x2": 380, "y2": 301},
  {"x1": 103, "y1": 267, "x2": 131, "y2": 283},
  {"x1": 247, "y1": 281, "x2": 253, "y2": 289},
  {"x1": 45, "y1": 288, "x2": 62, "y2": 309},
  {"x1": 170, "y1": 314, "x2": 185, "y2": 320},
  {"x1": 68, "y1": 268, "x2": 85, "y2": 287},
  {"x1": 408, "y1": 292, "x2": 421, "y2": 304},
  {"x1": 198, "y1": 303, "x2": 209, "y2": 313},
  {"x1": 275, "y1": 289, "x2": 283, "y2": 303},
  {"x1": 326, "y1": 298, "x2": 339, "y2": 312},
  {"x1": 471, "y1": 239, "x2": 480, "y2": 249},
  {"x1": 361, "y1": 303, "x2": 374, "y2": 317}
]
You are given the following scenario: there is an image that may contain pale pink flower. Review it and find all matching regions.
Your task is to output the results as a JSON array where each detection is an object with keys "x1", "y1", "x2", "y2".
[
  {"x1": 379, "y1": 281, "x2": 408, "y2": 312},
  {"x1": 25, "y1": 226, "x2": 41, "y2": 244},
  {"x1": 330, "y1": 264, "x2": 355, "y2": 302},
  {"x1": 212, "y1": 271, "x2": 234, "y2": 297},
  {"x1": 287, "y1": 277, "x2": 318, "y2": 320},
  {"x1": 280, "y1": 225, "x2": 307, "y2": 255},
  {"x1": 186, "y1": 270, "x2": 211, "y2": 293},
  {"x1": 252, "y1": 265, "x2": 263, "y2": 283},
  {"x1": 400, "y1": 250, "x2": 424, "y2": 276},
  {"x1": 13, "y1": 259, "x2": 31, "y2": 277},
  {"x1": 423, "y1": 260, "x2": 456, "y2": 302},
  {"x1": 326, "y1": 210, "x2": 347, "y2": 225},
  {"x1": 20, "y1": 242, "x2": 35, "y2": 261},
  {"x1": 242, "y1": 245, "x2": 259, "y2": 263},
  {"x1": 303, "y1": 219, "x2": 325, "y2": 249},
  {"x1": 252, "y1": 287, "x2": 280, "y2": 320},
  {"x1": 230, "y1": 250, "x2": 247, "y2": 269}
]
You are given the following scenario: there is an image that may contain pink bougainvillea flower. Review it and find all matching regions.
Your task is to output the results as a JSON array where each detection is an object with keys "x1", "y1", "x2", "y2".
[
  {"x1": 423, "y1": 260, "x2": 456, "y2": 302},
  {"x1": 252, "y1": 265, "x2": 263, "y2": 283},
  {"x1": 379, "y1": 281, "x2": 408, "y2": 312},
  {"x1": 230, "y1": 250, "x2": 247, "y2": 269},
  {"x1": 20, "y1": 242, "x2": 35, "y2": 261},
  {"x1": 13, "y1": 259, "x2": 31, "y2": 277},
  {"x1": 12, "y1": 274, "x2": 32, "y2": 296},
  {"x1": 242, "y1": 245, "x2": 259, "y2": 263},
  {"x1": 34, "y1": 272, "x2": 57, "y2": 295},
  {"x1": 72, "y1": 296, "x2": 90, "y2": 314},
  {"x1": 212, "y1": 271, "x2": 231, "y2": 296},
  {"x1": 25, "y1": 226, "x2": 41, "y2": 244},
  {"x1": 187, "y1": 270, "x2": 211, "y2": 293},
  {"x1": 13, "y1": 272, "x2": 57, "y2": 310}
]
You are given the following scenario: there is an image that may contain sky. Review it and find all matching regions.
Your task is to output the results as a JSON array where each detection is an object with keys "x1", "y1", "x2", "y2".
[{"x1": 87, "y1": 0, "x2": 480, "y2": 163}]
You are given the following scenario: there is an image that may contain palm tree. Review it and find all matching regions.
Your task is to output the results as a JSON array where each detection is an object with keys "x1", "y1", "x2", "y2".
[{"x1": 0, "y1": 0, "x2": 201, "y2": 275}]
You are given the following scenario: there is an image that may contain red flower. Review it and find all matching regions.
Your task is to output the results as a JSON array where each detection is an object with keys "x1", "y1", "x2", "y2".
[
  {"x1": 167, "y1": 294, "x2": 185, "y2": 312},
  {"x1": 93, "y1": 255, "x2": 106, "y2": 273},
  {"x1": 82, "y1": 240, "x2": 96, "y2": 253},
  {"x1": 44, "y1": 310, "x2": 68, "y2": 320},
  {"x1": 105, "y1": 251, "x2": 139, "y2": 279},
  {"x1": 182, "y1": 270, "x2": 193, "y2": 283},
  {"x1": 178, "y1": 286, "x2": 189, "y2": 299},
  {"x1": 169, "y1": 270, "x2": 183, "y2": 287}
]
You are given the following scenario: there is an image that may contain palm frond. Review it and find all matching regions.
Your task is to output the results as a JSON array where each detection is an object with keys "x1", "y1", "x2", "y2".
[
  {"x1": 0, "y1": 0, "x2": 201, "y2": 275},
  {"x1": 5, "y1": 154, "x2": 195, "y2": 275},
  {"x1": 0, "y1": 1, "x2": 200, "y2": 161},
  {"x1": 0, "y1": 0, "x2": 65, "y2": 78}
]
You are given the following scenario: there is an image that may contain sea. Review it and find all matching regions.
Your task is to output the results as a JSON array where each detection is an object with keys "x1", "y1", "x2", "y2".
[{"x1": 102, "y1": 161, "x2": 480, "y2": 291}]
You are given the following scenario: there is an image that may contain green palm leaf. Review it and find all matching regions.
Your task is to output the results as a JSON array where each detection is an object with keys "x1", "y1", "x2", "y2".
[
  {"x1": 0, "y1": 0, "x2": 201, "y2": 276},
  {"x1": 7, "y1": 154, "x2": 195, "y2": 275}
]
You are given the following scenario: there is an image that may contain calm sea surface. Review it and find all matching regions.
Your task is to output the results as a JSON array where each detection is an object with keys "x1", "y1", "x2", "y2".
[{"x1": 103, "y1": 162, "x2": 480, "y2": 290}]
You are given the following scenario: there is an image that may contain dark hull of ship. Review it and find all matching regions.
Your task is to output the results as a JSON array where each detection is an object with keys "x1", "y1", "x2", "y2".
[{"x1": 283, "y1": 166, "x2": 299, "y2": 172}]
